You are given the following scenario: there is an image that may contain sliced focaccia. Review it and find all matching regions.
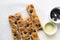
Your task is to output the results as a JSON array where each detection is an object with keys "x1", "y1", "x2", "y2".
[
  {"x1": 26, "y1": 4, "x2": 42, "y2": 30},
  {"x1": 24, "y1": 17, "x2": 40, "y2": 40},
  {"x1": 15, "y1": 13, "x2": 30, "y2": 40},
  {"x1": 8, "y1": 15, "x2": 20, "y2": 40}
]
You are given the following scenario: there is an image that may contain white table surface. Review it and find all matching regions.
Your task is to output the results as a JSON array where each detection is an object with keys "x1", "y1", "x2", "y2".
[{"x1": 0, "y1": 0, "x2": 60, "y2": 40}]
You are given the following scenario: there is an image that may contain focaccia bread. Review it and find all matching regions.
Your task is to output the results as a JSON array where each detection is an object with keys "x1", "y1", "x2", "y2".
[
  {"x1": 24, "y1": 17, "x2": 40, "y2": 40},
  {"x1": 8, "y1": 15, "x2": 20, "y2": 40},
  {"x1": 15, "y1": 13, "x2": 30, "y2": 40},
  {"x1": 26, "y1": 4, "x2": 42, "y2": 30}
]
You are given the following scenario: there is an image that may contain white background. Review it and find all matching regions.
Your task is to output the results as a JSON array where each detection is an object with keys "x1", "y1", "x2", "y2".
[{"x1": 0, "y1": 0, "x2": 60, "y2": 40}]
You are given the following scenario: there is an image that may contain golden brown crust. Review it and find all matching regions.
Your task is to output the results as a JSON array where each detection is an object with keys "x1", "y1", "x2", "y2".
[
  {"x1": 8, "y1": 15, "x2": 20, "y2": 40},
  {"x1": 24, "y1": 17, "x2": 40, "y2": 40},
  {"x1": 15, "y1": 13, "x2": 30, "y2": 40},
  {"x1": 26, "y1": 4, "x2": 42, "y2": 30}
]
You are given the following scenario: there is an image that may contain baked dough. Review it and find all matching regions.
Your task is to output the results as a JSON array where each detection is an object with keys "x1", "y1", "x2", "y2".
[
  {"x1": 24, "y1": 17, "x2": 40, "y2": 40},
  {"x1": 15, "y1": 13, "x2": 30, "y2": 40},
  {"x1": 26, "y1": 4, "x2": 42, "y2": 30},
  {"x1": 8, "y1": 15, "x2": 20, "y2": 40}
]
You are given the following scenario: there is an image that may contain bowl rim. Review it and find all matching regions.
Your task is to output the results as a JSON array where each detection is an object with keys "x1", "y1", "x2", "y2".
[{"x1": 43, "y1": 22, "x2": 57, "y2": 35}]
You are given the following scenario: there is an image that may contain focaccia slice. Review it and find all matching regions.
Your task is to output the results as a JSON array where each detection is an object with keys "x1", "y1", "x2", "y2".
[
  {"x1": 15, "y1": 13, "x2": 30, "y2": 40},
  {"x1": 26, "y1": 4, "x2": 42, "y2": 30},
  {"x1": 24, "y1": 17, "x2": 40, "y2": 40},
  {"x1": 8, "y1": 15, "x2": 20, "y2": 40}
]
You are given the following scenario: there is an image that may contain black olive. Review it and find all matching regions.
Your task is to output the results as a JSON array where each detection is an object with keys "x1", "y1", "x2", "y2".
[
  {"x1": 54, "y1": 17, "x2": 57, "y2": 21},
  {"x1": 27, "y1": 37, "x2": 30, "y2": 40},
  {"x1": 14, "y1": 33, "x2": 17, "y2": 36},
  {"x1": 24, "y1": 32, "x2": 27, "y2": 34},
  {"x1": 9, "y1": 16, "x2": 15, "y2": 18},
  {"x1": 21, "y1": 33, "x2": 23, "y2": 35},
  {"x1": 50, "y1": 7, "x2": 60, "y2": 20},
  {"x1": 38, "y1": 24, "x2": 41, "y2": 27},
  {"x1": 17, "y1": 18, "x2": 20, "y2": 20},
  {"x1": 18, "y1": 21, "x2": 20, "y2": 23},
  {"x1": 33, "y1": 29, "x2": 36, "y2": 32},
  {"x1": 36, "y1": 24, "x2": 41, "y2": 27},
  {"x1": 35, "y1": 24, "x2": 38, "y2": 26},
  {"x1": 15, "y1": 21, "x2": 17, "y2": 24},
  {"x1": 25, "y1": 24, "x2": 29, "y2": 27},
  {"x1": 57, "y1": 13, "x2": 60, "y2": 19},
  {"x1": 29, "y1": 32, "x2": 31, "y2": 34},
  {"x1": 29, "y1": 9, "x2": 33, "y2": 13},
  {"x1": 51, "y1": 12, "x2": 57, "y2": 18}
]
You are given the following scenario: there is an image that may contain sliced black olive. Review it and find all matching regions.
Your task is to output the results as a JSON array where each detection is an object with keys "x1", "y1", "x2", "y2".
[
  {"x1": 57, "y1": 13, "x2": 60, "y2": 19},
  {"x1": 33, "y1": 29, "x2": 36, "y2": 32},
  {"x1": 29, "y1": 9, "x2": 33, "y2": 13},
  {"x1": 15, "y1": 21, "x2": 17, "y2": 24},
  {"x1": 54, "y1": 17, "x2": 57, "y2": 21},
  {"x1": 27, "y1": 37, "x2": 30, "y2": 40},
  {"x1": 35, "y1": 24, "x2": 41, "y2": 27},
  {"x1": 17, "y1": 18, "x2": 20, "y2": 20},
  {"x1": 51, "y1": 12, "x2": 57, "y2": 18},
  {"x1": 24, "y1": 32, "x2": 27, "y2": 34},
  {"x1": 50, "y1": 7, "x2": 60, "y2": 20},
  {"x1": 9, "y1": 16, "x2": 15, "y2": 18},
  {"x1": 35, "y1": 24, "x2": 38, "y2": 26},
  {"x1": 38, "y1": 24, "x2": 41, "y2": 27},
  {"x1": 14, "y1": 33, "x2": 17, "y2": 36},
  {"x1": 21, "y1": 33, "x2": 23, "y2": 35},
  {"x1": 18, "y1": 21, "x2": 20, "y2": 23},
  {"x1": 25, "y1": 24, "x2": 29, "y2": 27},
  {"x1": 29, "y1": 32, "x2": 31, "y2": 34}
]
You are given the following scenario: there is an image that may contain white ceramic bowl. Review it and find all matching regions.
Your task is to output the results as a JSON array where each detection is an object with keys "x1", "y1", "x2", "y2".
[
  {"x1": 43, "y1": 22, "x2": 57, "y2": 35},
  {"x1": 49, "y1": 7, "x2": 60, "y2": 24}
]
